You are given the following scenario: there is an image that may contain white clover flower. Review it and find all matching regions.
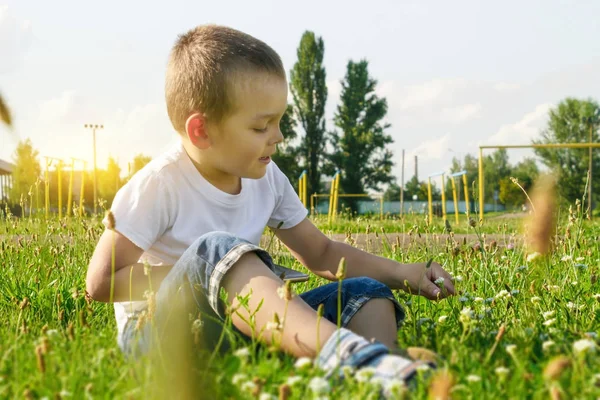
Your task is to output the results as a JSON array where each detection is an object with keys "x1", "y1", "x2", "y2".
[
  {"x1": 438, "y1": 315, "x2": 448, "y2": 324},
  {"x1": 543, "y1": 318, "x2": 557, "y2": 327},
  {"x1": 530, "y1": 296, "x2": 541, "y2": 304},
  {"x1": 495, "y1": 366, "x2": 510, "y2": 378},
  {"x1": 560, "y1": 255, "x2": 572, "y2": 262},
  {"x1": 495, "y1": 290, "x2": 510, "y2": 299},
  {"x1": 542, "y1": 340, "x2": 555, "y2": 351},
  {"x1": 416, "y1": 363, "x2": 432, "y2": 372},
  {"x1": 501, "y1": 255, "x2": 507, "y2": 260},
  {"x1": 466, "y1": 374, "x2": 481, "y2": 383},
  {"x1": 232, "y1": 373, "x2": 248, "y2": 386},
  {"x1": 548, "y1": 285, "x2": 560, "y2": 292},
  {"x1": 59, "y1": 391, "x2": 72, "y2": 398},
  {"x1": 575, "y1": 256, "x2": 585, "y2": 262},
  {"x1": 542, "y1": 310, "x2": 555, "y2": 320},
  {"x1": 234, "y1": 347, "x2": 250, "y2": 358},
  {"x1": 265, "y1": 321, "x2": 279, "y2": 331},
  {"x1": 571, "y1": 281, "x2": 578, "y2": 286},
  {"x1": 505, "y1": 344, "x2": 517, "y2": 356},
  {"x1": 294, "y1": 357, "x2": 313, "y2": 370},
  {"x1": 241, "y1": 381, "x2": 257, "y2": 393},
  {"x1": 355, "y1": 367, "x2": 376, "y2": 382},
  {"x1": 526, "y1": 252, "x2": 541, "y2": 262},
  {"x1": 308, "y1": 377, "x2": 331, "y2": 394},
  {"x1": 276, "y1": 286, "x2": 288, "y2": 300},
  {"x1": 453, "y1": 275, "x2": 464, "y2": 282},
  {"x1": 370, "y1": 377, "x2": 385, "y2": 387},
  {"x1": 259, "y1": 393, "x2": 276, "y2": 400},
  {"x1": 286, "y1": 376, "x2": 303, "y2": 386},
  {"x1": 459, "y1": 307, "x2": 474, "y2": 324},
  {"x1": 474, "y1": 297, "x2": 484, "y2": 302},
  {"x1": 566, "y1": 302, "x2": 575, "y2": 309},
  {"x1": 573, "y1": 339, "x2": 597, "y2": 355},
  {"x1": 434, "y1": 277, "x2": 445, "y2": 285},
  {"x1": 384, "y1": 379, "x2": 406, "y2": 395}
]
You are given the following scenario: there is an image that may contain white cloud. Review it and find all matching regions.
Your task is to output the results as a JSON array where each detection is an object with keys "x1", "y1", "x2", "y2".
[
  {"x1": 441, "y1": 103, "x2": 482, "y2": 124},
  {"x1": 0, "y1": 5, "x2": 33, "y2": 73},
  {"x1": 494, "y1": 82, "x2": 521, "y2": 93},
  {"x1": 407, "y1": 133, "x2": 452, "y2": 161},
  {"x1": 486, "y1": 103, "x2": 552, "y2": 145},
  {"x1": 379, "y1": 79, "x2": 467, "y2": 110},
  {"x1": 39, "y1": 90, "x2": 80, "y2": 123}
]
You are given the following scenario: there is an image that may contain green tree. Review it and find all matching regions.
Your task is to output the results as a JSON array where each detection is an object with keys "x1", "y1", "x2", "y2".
[
  {"x1": 272, "y1": 105, "x2": 302, "y2": 183},
  {"x1": 498, "y1": 158, "x2": 539, "y2": 209},
  {"x1": 329, "y1": 60, "x2": 394, "y2": 211},
  {"x1": 129, "y1": 153, "x2": 152, "y2": 177},
  {"x1": 384, "y1": 183, "x2": 402, "y2": 201},
  {"x1": 9, "y1": 139, "x2": 41, "y2": 203},
  {"x1": 290, "y1": 31, "x2": 328, "y2": 196},
  {"x1": 534, "y1": 98, "x2": 600, "y2": 207},
  {"x1": 98, "y1": 157, "x2": 121, "y2": 206}
]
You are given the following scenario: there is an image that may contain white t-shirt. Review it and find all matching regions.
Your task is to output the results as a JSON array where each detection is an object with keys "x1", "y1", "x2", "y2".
[{"x1": 104, "y1": 142, "x2": 307, "y2": 338}]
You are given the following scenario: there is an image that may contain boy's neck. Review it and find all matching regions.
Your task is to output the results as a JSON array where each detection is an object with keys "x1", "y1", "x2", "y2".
[{"x1": 182, "y1": 141, "x2": 242, "y2": 195}]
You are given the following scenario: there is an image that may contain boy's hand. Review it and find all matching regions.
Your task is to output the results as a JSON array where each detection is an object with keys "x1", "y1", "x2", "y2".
[{"x1": 399, "y1": 261, "x2": 455, "y2": 300}]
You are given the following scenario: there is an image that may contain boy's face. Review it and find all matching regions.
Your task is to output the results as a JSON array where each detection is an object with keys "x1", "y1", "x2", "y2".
[{"x1": 202, "y1": 71, "x2": 287, "y2": 184}]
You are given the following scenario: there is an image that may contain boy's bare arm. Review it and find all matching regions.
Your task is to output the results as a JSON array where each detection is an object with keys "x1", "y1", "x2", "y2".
[
  {"x1": 274, "y1": 218, "x2": 455, "y2": 300},
  {"x1": 86, "y1": 229, "x2": 173, "y2": 303}
]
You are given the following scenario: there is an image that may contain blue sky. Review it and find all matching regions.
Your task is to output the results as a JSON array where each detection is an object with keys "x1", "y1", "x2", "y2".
[{"x1": 1, "y1": 0, "x2": 599, "y2": 184}]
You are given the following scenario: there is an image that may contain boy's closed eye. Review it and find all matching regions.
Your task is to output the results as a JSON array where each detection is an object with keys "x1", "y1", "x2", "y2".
[{"x1": 253, "y1": 126, "x2": 268, "y2": 133}]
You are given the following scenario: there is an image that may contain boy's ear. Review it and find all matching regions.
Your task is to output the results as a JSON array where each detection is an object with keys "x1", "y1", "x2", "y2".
[{"x1": 185, "y1": 113, "x2": 211, "y2": 150}]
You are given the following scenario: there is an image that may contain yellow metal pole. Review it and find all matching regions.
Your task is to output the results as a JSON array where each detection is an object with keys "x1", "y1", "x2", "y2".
[
  {"x1": 478, "y1": 147, "x2": 484, "y2": 222},
  {"x1": 303, "y1": 175, "x2": 308, "y2": 207},
  {"x1": 379, "y1": 196, "x2": 383, "y2": 220},
  {"x1": 79, "y1": 162, "x2": 86, "y2": 217},
  {"x1": 451, "y1": 177, "x2": 459, "y2": 225},
  {"x1": 328, "y1": 176, "x2": 335, "y2": 224},
  {"x1": 67, "y1": 159, "x2": 74, "y2": 218},
  {"x1": 57, "y1": 160, "x2": 63, "y2": 219},
  {"x1": 462, "y1": 174, "x2": 470, "y2": 219},
  {"x1": 44, "y1": 158, "x2": 50, "y2": 219},
  {"x1": 310, "y1": 193, "x2": 315, "y2": 216},
  {"x1": 427, "y1": 177, "x2": 433, "y2": 224},
  {"x1": 441, "y1": 174, "x2": 447, "y2": 222},
  {"x1": 333, "y1": 173, "x2": 340, "y2": 221}
]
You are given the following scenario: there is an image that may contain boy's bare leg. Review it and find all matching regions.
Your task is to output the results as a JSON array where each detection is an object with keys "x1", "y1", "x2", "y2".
[
  {"x1": 346, "y1": 298, "x2": 398, "y2": 349},
  {"x1": 222, "y1": 252, "x2": 338, "y2": 358}
]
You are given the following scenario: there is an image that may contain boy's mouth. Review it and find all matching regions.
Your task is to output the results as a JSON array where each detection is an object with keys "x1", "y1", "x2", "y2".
[{"x1": 259, "y1": 156, "x2": 271, "y2": 164}]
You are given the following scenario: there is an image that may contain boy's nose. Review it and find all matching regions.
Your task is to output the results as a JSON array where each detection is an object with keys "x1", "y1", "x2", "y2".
[{"x1": 270, "y1": 128, "x2": 284, "y2": 145}]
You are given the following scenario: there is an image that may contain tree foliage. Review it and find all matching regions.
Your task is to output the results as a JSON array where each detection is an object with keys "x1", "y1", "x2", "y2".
[
  {"x1": 9, "y1": 139, "x2": 41, "y2": 203},
  {"x1": 98, "y1": 157, "x2": 121, "y2": 206},
  {"x1": 272, "y1": 105, "x2": 302, "y2": 183},
  {"x1": 290, "y1": 31, "x2": 328, "y2": 196},
  {"x1": 129, "y1": 153, "x2": 152, "y2": 177},
  {"x1": 533, "y1": 98, "x2": 600, "y2": 206},
  {"x1": 329, "y1": 60, "x2": 394, "y2": 210}
]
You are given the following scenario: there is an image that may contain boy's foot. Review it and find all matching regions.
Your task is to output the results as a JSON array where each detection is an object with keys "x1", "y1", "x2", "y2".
[{"x1": 316, "y1": 328, "x2": 436, "y2": 397}]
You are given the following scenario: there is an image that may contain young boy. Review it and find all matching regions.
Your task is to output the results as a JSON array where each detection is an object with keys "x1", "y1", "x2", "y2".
[{"x1": 86, "y1": 24, "x2": 455, "y2": 395}]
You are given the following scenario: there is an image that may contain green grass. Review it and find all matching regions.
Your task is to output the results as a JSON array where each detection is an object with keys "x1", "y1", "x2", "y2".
[{"x1": 1, "y1": 208, "x2": 599, "y2": 399}]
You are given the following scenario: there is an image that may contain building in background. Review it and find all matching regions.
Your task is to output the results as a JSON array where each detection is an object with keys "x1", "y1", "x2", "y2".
[{"x1": 0, "y1": 159, "x2": 14, "y2": 201}]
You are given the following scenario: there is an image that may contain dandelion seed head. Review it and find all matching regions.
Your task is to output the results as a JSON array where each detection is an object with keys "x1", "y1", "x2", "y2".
[
  {"x1": 505, "y1": 344, "x2": 517, "y2": 355},
  {"x1": 543, "y1": 318, "x2": 556, "y2": 326},
  {"x1": 466, "y1": 374, "x2": 481, "y2": 383},
  {"x1": 495, "y1": 366, "x2": 510, "y2": 378},
  {"x1": 434, "y1": 277, "x2": 445, "y2": 285}
]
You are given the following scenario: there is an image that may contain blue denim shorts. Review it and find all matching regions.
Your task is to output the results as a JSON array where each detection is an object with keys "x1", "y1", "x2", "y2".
[{"x1": 119, "y1": 231, "x2": 405, "y2": 358}]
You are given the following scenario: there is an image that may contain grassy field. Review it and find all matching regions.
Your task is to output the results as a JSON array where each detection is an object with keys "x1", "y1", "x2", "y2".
[{"x1": 1, "y1": 208, "x2": 599, "y2": 399}]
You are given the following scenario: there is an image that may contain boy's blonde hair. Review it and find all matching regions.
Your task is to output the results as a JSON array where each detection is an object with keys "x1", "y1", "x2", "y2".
[{"x1": 165, "y1": 25, "x2": 285, "y2": 134}]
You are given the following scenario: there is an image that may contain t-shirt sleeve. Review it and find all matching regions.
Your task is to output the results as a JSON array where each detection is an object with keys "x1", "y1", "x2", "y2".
[
  {"x1": 102, "y1": 172, "x2": 172, "y2": 251},
  {"x1": 267, "y1": 163, "x2": 308, "y2": 229}
]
